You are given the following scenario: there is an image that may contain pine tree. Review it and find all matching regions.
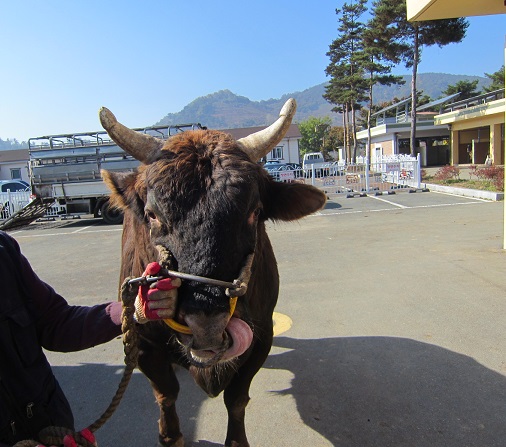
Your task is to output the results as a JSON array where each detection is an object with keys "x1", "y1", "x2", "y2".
[
  {"x1": 324, "y1": 0, "x2": 368, "y2": 162},
  {"x1": 361, "y1": 15, "x2": 405, "y2": 162},
  {"x1": 442, "y1": 80, "x2": 479, "y2": 101},
  {"x1": 483, "y1": 65, "x2": 505, "y2": 93}
]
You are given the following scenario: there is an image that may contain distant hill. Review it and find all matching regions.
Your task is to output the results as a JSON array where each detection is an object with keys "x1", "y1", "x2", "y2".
[
  {"x1": 372, "y1": 72, "x2": 490, "y2": 103},
  {"x1": 156, "y1": 73, "x2": 491, "y2": 128}
]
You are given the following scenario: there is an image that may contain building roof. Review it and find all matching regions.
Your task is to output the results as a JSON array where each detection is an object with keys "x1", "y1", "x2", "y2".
[
  {"x1": 407, "y1": 0, "x2": 505, "y2": 21},
  {"x1": 417, "y1": 92, "x2": 461, "y2": 112},
  {"x1": 372, "y1": 98, "x2": 411, "y2": 117},
  {"x1": 0, "y1": 148, "x2": 29, "y2": 163},
  {"x1": 221, "y1": 123, "x2": 301, "y2": 140},
  {"x1": 372, "y1": 93, "x2": 461, "y2": 117}
]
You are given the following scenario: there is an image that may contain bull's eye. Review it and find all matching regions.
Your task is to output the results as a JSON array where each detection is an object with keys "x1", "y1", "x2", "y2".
[
  {"x1": 145, "y1": 209, "x2": 158, "y2": 222},
  {"x1": 248, "y1": 207, "x2": 262, "y2": 225}
]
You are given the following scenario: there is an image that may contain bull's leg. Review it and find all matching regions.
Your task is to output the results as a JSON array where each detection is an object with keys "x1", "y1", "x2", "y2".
[
  {"x1": 137, "y1": 348, "x2": 184, "y2": 447},
  {"x1": 223, "y1": 333, "x2": 273, "y2": 447}
]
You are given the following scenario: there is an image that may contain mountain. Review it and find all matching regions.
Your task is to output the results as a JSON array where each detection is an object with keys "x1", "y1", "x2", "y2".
[
  {"x1": 372, "y1": 72, "x2": 490, "y2": 103},
  {"x1": 155, "y1": 73, "x2": 491, "y2": 129}
]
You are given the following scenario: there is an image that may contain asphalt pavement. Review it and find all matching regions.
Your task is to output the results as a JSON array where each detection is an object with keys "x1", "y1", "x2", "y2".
[{"x1": 8, "y1": 190, "x2": 506, "y2": 447}]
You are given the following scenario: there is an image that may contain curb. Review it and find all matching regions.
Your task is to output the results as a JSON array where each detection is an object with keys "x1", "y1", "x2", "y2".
[{"x1": 424, "y1": 183, "x2": 504, "y2": 201}]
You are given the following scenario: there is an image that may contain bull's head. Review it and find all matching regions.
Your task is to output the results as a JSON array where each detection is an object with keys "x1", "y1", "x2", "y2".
[{"x1": 100, "y1": 99, "x2": 325, "y2": 368}]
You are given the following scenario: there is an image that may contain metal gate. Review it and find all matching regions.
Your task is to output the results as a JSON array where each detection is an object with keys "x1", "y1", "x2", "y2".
[{"x1": 305, "y1": 154, "x2": 422, "y2": 197}]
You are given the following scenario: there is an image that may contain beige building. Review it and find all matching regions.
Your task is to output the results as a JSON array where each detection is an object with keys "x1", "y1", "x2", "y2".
[
  {"x1": 434, "y1": 89, "x2": 505, "y2": 165},
  {"x1": 356, "y1": 96, "x2": 456, "y2": 166}
]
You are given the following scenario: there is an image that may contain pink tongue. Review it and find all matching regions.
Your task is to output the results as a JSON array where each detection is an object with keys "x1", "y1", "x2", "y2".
[{"x1": 223, "y1": 317, "x2": 253, "y2": 360}]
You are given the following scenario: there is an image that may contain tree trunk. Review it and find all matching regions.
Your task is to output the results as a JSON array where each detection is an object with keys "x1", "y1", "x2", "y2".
[
  {"x1": 367, "y1": 70, "x2": 373, "y2": 162},
  {"x1": 351, "y1": 103, "x2": 358, "y2": 163},
  {"x1": 410, "y1": 26, "x2": 419, "y2": 157},
  {"x1": 343, "y1": 103, "x2": 350, "y2": 162}
]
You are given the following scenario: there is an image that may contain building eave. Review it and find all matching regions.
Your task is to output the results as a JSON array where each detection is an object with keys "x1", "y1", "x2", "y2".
[
  {"x1": 407, "y1": 0, "x2": 505, "y2": 21},
  {"x1": 434, "y1": 98, "x2": 506, "y2": 125},
  {"x1": 356, "y1": 122, "x2": 448, "y2": 141}
]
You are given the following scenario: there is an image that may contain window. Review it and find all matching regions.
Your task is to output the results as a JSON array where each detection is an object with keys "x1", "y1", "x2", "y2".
[
  {"x1": 270, "y1": 146, "x2": 283, "y2": 160},
  {"x1": 10, "y1": 168, "x2": 21, "y2": 180}
]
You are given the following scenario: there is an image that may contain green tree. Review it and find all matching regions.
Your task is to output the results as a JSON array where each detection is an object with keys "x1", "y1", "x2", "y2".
[
  {"x1": 483, "y1": 65, "x2": 505, "y2": 93},
  {"x1": 370, "y1": 0, "x2": 468, "y2": 156},
  {"x1": 442, "y1": 79, "x2": 479, "y2": 100},
  {"x1": 361, "y1": 14, "x2": 405, "y2": 162},
  {"x1": 323, "y1": 126, "x2": 345, "y2": 160},
  {"x1": 325, "y1": 0, "x2": 368, "y2": 162},
  {"x1": 298, "y1": 116, "x2": 332, "y2": 157}
]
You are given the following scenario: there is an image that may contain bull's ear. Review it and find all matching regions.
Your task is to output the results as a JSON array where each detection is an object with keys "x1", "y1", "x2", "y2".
[
  {"x1": 263, "y1": 181, "x2": 326, "y2": 221},
  {"x1": 101, "y1": 170, "x2": 145, "y2": 217}
]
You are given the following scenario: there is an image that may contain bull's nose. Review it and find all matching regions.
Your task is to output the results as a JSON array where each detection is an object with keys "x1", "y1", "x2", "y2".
[{"x1": 184, "y1": 312, "x2": 230, "y2": 351}]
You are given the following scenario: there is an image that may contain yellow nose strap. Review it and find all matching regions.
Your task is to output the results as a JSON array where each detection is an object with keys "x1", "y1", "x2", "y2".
[{"x1": 164, "y1": 296, "x2": 238, "y2": 334}]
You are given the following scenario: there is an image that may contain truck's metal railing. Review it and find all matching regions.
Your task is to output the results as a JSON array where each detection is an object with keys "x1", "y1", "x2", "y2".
[
  {"x1": 28, "y1": 123, "x2": 204, "y2": 186},
  {"x1": 28, "y1": 123, "x2": 204, "y2": 152}
]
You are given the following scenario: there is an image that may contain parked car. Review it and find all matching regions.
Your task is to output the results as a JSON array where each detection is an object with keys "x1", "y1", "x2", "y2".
[
  {"x1": 0, "y1": 180, "x2": 31, "y2": 219},
  {"x1": 263, "y1": 161, "x2": 303, "y2": 182},
  {"x1": 0, "y1": 180, "x2": 30, "y2": 192}
]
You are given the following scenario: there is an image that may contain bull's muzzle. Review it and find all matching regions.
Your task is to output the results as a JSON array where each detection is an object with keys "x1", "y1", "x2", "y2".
[{"x1": 179, "y1": 312, "x2": 254, "y2": 368}]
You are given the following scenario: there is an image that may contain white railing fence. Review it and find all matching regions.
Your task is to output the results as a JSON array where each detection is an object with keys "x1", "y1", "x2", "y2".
[
  {"x1": 262, "y1": 155, "x2": 421, "y2": 196},
  {"x1": 0, "y1": 191, "x2": 31, "y2": 219}
]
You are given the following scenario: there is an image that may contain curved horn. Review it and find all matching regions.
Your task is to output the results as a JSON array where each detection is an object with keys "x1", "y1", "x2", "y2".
[
  {"x1": 99, "y1": 107, "x2": 165, "y2": 163},
  {"x1": 237, "y1": 98, "x2": 297, "y2": 161}
]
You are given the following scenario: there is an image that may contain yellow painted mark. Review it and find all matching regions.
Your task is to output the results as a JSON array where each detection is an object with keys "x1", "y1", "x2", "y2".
[{"x1": 273, "y1": 312, "x2": 292, "y2": 336}]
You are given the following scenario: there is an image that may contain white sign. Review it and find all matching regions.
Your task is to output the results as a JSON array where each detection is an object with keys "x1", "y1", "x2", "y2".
[{"x1": 279, "y1": 171, "x2": 295, "y2": 181}]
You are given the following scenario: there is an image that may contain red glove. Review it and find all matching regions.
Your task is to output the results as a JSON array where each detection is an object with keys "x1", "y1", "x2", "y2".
[
  {"x1": 63, "y1": 428, "x2": 97, "y2": 447},
  {"x1": 35, "y1": 428, "x2": 97, "y2": 447},
  {"x1": 134, "y1": 262, "x2": 180, "y2": 323}
]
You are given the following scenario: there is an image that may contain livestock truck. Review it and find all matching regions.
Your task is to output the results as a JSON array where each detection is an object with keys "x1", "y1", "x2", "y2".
[{"x1": 28, "y1": 122, "x2": 203, "y2": 224}]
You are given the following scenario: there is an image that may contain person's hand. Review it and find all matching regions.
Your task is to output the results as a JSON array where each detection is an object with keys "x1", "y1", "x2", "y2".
[
  {"x1": 35, "y1": 428, "x2": 97, "y2": 447},
  {"x1": 62, "y1": 429, "x2": 97, "y2": 447},
  {"x1": 134, "y1": 262, "x2": 180, "y2": 324}
]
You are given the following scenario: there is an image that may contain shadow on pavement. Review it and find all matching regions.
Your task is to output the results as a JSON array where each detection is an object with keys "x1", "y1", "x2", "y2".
[
  {"x1": 265, "y1": 336, "x2": 506, "y2": 447},
  {"x1": 51, "y1": 336, "x2": 506, "y2": 446},
  {"x1": 323, "y1": 201, "x2": 343, "y2": 210},
  {"x1": 52, "y1": 363, "x2": 217, "y2": 446}
]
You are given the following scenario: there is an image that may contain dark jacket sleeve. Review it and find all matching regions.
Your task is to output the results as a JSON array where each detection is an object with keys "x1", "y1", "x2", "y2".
[{"x1": 0, "y1": 231, "x2": 122, "y2": 352}]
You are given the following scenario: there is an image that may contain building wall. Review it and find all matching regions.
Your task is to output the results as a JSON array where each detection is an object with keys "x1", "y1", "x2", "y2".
[
  {"x1": 266, "y1": 137, "x2": 300, "y2": 164},
  {"x1": 372, "y1": 140, "x2": 394, "y2": 162},
  {"x1": 358, "y1": 122, "x2": 450, "y2": 166},
  {"x1": 436, "y1": 97, "x2": 505, "y2": 165},
  {"x1": 0, "y1": 161, "x2": 30, "y2": 183}
]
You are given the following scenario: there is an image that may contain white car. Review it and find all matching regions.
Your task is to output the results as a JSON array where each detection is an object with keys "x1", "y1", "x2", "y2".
[{"x1": 0, "y1": 180, "x2": 31, "y2": 219}]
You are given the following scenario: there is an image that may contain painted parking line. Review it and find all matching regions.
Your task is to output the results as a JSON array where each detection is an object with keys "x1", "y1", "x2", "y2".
[
  {"x1": 11, "y1": 227, "x2": 123, "y2": 239},
  {"x1": 314, "y1": 195, "x2": 491, "y2": 217},
  {"x1": 368, "y1": 194, "x2": 408, "y2": 208},
  {"x1": 272, "y1": 312, "x2": 292, "y2": 336}
]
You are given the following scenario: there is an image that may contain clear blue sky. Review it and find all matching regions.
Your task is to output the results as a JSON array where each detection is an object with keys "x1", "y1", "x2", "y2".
[{"x1": 1, "y1": 1, "x2": 504, "y2": 142}]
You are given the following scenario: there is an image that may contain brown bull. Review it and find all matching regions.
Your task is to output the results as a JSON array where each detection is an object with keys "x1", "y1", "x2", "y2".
[{"x1": 100, "y1": 99, "x2": 326, "y2": 447}]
